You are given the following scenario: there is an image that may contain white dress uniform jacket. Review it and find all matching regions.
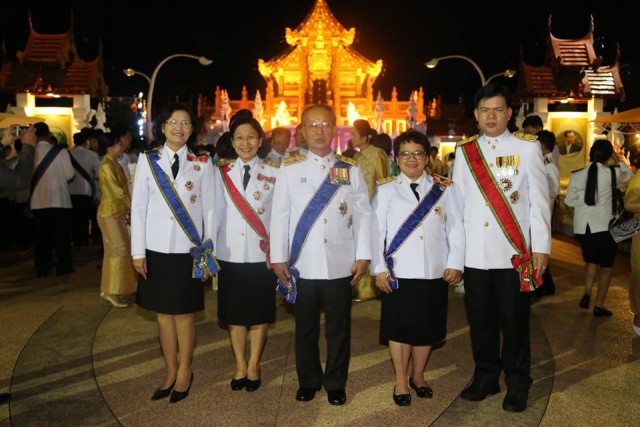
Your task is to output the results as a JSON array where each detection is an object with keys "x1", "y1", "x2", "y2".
[
  {"x1": 451, "y1": 131, "x2": 551, "y2": 269},
  {"x1": 370, "y1": 172, "x2": 465, "y2": 278},
  {"x1": 30, "y1": 140, "x2": 74, "y2": 209},
  {"x1": 544, "y1": 153, "x2": 560, "y2": 205},
  {"x1": 131, "y1": 145, "x2": 216, "y2": 259},
  {"x1": 266, "y1": 149, "x2": 284, "y2": 164},
  {"x1": 564, "y1": 161, "x2": 633, "y2": 234},
  {"x1": 213, "y1": 156, "x2": 278, "y2": 262},
  {"x1": 68, "y1": 145, "x2": 101, "y2": 196},
  {"x1": 270, "y1": 151, "x2": 372, "y2": 280}
]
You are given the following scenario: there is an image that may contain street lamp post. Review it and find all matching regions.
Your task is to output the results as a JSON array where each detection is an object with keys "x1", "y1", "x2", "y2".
[
  {"x1": 125, "y1": 54, "x2": 213, "y2": 139},
  {"x1": 424, "y1": 55, "x2": 516, "y2": 86}
]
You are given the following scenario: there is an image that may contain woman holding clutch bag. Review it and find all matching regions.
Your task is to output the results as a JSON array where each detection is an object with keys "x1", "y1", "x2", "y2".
[
  {"x1": 370, "y1": 130, "x2": 464, "y2": 406},
  {"x1": 564, "y1": 139, "x2": 632, "y2": 317}
]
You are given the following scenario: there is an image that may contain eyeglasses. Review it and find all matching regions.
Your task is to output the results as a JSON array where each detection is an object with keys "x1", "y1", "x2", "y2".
[
  {"x1": 397, "y1": 150, "x2": 427, "y2": 160},
  {"x1": 306, "y1": 120, "x2": 331, "y2": 131},
  {"x1": 166, "y1": 119, "x2": 192, "y2": 128},
  {"x1": 233, "y1": 134, "x2": 259, "y2": 144},
  {"x1": 477, "y1": 106, "x2": 508, "y2": 115}
]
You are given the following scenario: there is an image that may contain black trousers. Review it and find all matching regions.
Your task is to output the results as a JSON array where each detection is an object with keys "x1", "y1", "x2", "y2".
[
  {"x1": 463, "y1": 267, "x2": 532, "y2": 391},
  {"x1": 32, "y1": 208, "x2": 73, "y2": 276},
  {"x1": 294, "y1": 277, "x2": 352, "y2": 392},
  {"x1": 71, "y1": 195, "x2": 92, "y2": 246}
]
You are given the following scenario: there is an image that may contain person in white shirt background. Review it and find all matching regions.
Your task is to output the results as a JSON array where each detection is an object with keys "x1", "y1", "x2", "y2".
[{"x1": 564, "y1": 139, "x2": 632, "y2": 317}]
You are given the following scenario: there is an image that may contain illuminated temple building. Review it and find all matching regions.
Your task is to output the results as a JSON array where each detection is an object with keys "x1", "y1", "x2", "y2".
[{"x1": 205, "y1": 0, "x2": 426, "y2": 138}]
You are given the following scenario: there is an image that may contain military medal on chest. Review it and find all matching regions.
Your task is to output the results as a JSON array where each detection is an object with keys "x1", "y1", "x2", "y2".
[
  {"x1": 339, "y1": 201, "x2": 349, "y2": 216},
  {"x1": 330, "y1": 167, "x2": 351, "y2": 185}
]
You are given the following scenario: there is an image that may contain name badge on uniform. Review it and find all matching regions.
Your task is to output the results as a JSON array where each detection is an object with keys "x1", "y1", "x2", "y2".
[{"x1": 330, "y1": 167, "x2": 350, "y2": 185}]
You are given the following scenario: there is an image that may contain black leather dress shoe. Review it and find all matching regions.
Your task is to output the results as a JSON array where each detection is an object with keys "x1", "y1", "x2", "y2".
[
  {"x1": 0, "y1": 393, "x2": 10, "y2": 405},
  {"x1": 460, "y1": 380, "x2": 500, "y2": 401},
  {"x1": 593, "y1": 306, "x2": 613, "y2": 317},
  {"x1": 230, "y1": 377, "x2": 246, "y2": 391},
  {"x1": 169, "y1": 373, "x2": 193, "y2": 403},
  {"x1": 392, "y1": 387, "x2": 411, "y2": 406},
  {"x1": 150, "y1": 380, "x2": 175, "y2": 401},
  {"x1": 245, "y1": 378, "x2": 261, "y2": 392},
  {"x1": 502, "y1": 388, "x2": 528, "y2": 412},
  {"x1": 296, "y1": 387, "x2": 320, "y2": 401},
  {"x1": 579, "y1": 294, "x2": 590, "y2": 309},
  {"x1": 327, "y1": 389, "x2": 346, "y2": 405},
  {"x1": 409, "y1": 377, "x2": 433, "y2": 399}
]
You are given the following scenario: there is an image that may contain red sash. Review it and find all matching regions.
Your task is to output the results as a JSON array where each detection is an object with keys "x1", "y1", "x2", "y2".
[
  {"x1": 461, "y1": 140, "x2": 541, "y2": 292},
  {"x1": 220, "y1": 164, "x2": 271, "y2": 268}
]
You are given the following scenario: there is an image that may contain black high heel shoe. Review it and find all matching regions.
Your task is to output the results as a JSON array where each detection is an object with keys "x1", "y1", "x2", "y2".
[
  {"x1": 409, "y1": 377, "x2": 433, "y2": 399},
  {"x1": 245, "y1": 377, "x2": 261, "y2": 392},
  {"x1": 230, "y1": 376, "x2": 247, "y2": 391},
  {"x1": 170, "y1": 373, "x2": 194, "y2": 403},
  {"x1": 150, "y1": 380, "x2": 176, "y2": 401}
]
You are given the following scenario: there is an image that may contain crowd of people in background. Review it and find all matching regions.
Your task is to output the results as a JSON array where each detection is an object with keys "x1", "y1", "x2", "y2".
[{"x1": 3, "y1": 81, "x2": 640, "y2": 413}]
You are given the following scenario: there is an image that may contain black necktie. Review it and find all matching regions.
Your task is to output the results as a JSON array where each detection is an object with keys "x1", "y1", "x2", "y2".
[
  {"x1": 243, "y1": 165, "x2": 251, "y2": 189},
  {"x1": 171, "y1": 153, "x2": 179, "y2": 179},
  {"x1": 410, "y1": 183, "x2": 420, "y2": 201}
]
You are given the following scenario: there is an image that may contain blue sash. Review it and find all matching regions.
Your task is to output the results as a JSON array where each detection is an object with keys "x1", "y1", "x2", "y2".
[
  {"x1": 31, "y1": 145, "x2": 63, "y2": 192},
  {"x1": 276, "y1": 159, "x2": 351, "y2": 303},
  {"x1": 70, "y1": 153, "x2": 95, "y2": 196},
  {"x1": 146, "y1": 149, "x2": 219, "y2": 280},
  {"x1": 384, "y1": 182, "x2": 446, "y2": 290}
]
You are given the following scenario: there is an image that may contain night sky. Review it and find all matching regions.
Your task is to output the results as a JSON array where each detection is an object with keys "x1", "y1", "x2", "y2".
[{"x1": 2, "y1": 0, "x2": 638, "y2": 115}]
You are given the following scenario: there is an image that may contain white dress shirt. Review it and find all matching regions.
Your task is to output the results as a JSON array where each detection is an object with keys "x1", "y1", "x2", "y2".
[
  {"x1": 564, "y1": 161, "x2": 633, "y2": 234},
  {"x1": 30, "y1": 140, "x2": 74, "y2": 210},
  {"x1": 213, "y1": 156, "x2": 278, "y2": 262},
  {"x1": 450, "y1": 131, "x2": 551, "y2": 269},
  {"x1": 370, "y1": 172, "x2": 464, "y2": 278},
  {"x1": 269, "y1": 151, "x2": 372, "y2": 280},
  {"x1": 68, "y1": 145, "x2": 101, "y2": 196},
  {"x1": 130, "y1": 144, "x2": 216, "y2": 258}
]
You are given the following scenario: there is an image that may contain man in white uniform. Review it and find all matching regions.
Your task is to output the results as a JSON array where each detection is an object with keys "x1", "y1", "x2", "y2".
[
  {"x1": 452, "y1": 84, "x2": 551, "y2": 413},
  {"x1": 270, "y1": 104, "x2": 371, "y2": 406}
]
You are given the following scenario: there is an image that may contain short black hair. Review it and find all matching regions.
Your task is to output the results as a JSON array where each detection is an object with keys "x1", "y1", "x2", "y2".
[
  {"x1": 393, "y1": 129, "x2": 429, "y2": 159},
  {"x1": 522, "y1": 115, "x2": 543, "y2": 129},
  {"x1": 536, "y1": 130, "x2": 556, "y2": 152}
]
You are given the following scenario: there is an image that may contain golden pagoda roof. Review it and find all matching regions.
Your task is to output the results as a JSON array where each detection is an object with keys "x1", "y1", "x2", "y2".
[{"x1": 285, "y1": 0, "x2": 355, "y2": 47}]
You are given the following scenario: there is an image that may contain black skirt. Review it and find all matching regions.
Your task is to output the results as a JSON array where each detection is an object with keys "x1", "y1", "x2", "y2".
[
  {"x1": 136, "y1": 250, "x2": 205, "y2": 314},
  {"x1": 576, "y1": 225, "x2": 617, "y2": 267},
  {"x1": 380, "y1": 278, "x2": 448, "y2": 346},
  {"x1": 217, "y1": 260, "x2": 277, "y2": 326}
]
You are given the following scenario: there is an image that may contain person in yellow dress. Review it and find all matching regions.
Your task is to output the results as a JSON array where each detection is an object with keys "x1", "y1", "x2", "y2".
[
  {"x1": 352, "y1": 119, "x2": 390, "y2": 300},
  {"x1": 97, "y1": 130, "x2": 137, "y2": 307}
]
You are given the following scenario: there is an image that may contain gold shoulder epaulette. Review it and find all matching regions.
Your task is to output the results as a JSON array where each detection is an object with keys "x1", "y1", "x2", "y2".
[
  {"x1": 432, "y1": 174, "x2": 452, "y2": 186},
  {"x1": 513, "y1": 131, "x2": 538, "y2": 142},
  {"x1": 143, "y1": 144, "x2": 162, "y2": 153},
  {"x1": 376, "y1": 176, "x2": 396, "y2": 186},
  {"x1": 216, "y1": 158, "x2": 233, "y2": 167},
  {"x1": 336, "y1": 154, "x2": 357, "y2": 166},
  {"x1": 284, "y1": 154, "x2": 306, "y2": 165},
  {"x1": 194, "y1": 149, "x2": 211, "y2": 157},
  {"x1": 262, "y1": 158, "x2": 281, "y2": 168},
  {"x1": 456, "y1": 134, "x2": 479, "y2": 146}
]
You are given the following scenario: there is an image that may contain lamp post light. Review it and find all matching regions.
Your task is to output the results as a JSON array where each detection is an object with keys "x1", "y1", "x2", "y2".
[
  {"x1": 425, "y1": 55, "x2": 516, "y2": 86},
  {"x1": 123, "y1": 68, "x2": 151, "y2": 85},
  {"x1": 125, "y1": 54, "x2": 213, "y2": 139}
]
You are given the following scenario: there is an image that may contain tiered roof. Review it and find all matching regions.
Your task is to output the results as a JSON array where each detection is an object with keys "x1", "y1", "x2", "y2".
[
  {"x1": 0, "y1": 13, "x2": 108, "y2": 97},
  {"x1": 516, "y1": 15, "x2": 624, "y2": 103}
]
